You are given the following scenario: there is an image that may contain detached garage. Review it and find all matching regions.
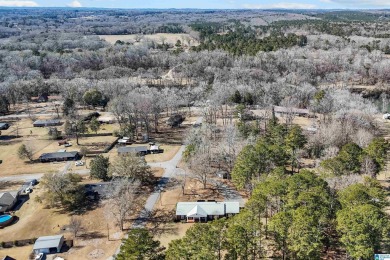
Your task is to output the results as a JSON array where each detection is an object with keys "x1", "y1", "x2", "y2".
[{"x1": 33, "y1": 235, "x2": 64, "y2": 254}]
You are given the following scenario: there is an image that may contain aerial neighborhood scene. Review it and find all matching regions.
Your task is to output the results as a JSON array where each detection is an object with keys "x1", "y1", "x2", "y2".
[{"x1": 0, "y1": 0, "x2": 390, "y2": 259}]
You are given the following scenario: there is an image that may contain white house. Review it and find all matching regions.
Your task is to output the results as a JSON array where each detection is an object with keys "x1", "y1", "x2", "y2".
[
  {"x1": 33, "y1": 235, "x2": 64, "y2": 254},
  {"x1": 176, "y1": 201, "x2": 240, "y2": 222}
]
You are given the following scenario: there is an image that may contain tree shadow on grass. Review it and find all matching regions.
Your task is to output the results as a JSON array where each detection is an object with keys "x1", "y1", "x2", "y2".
[
  {"x1": 146, "y1": 208, "x2": 178, "y2": 237},
  {"x1": 78, "y1": 231, "x2": 106, "y2": 240}
]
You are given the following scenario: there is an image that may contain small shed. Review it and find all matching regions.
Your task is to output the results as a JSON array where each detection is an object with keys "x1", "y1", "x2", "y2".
[
  {"x1": 33, "y1": 119, "x2": 62, "y2": 127},
  {"x1": 117, "y1": 146, "x2": 148, "y2": 156},
  {"x1": 33, "y1": 235, "x2": 64, "y2": 254},
  {"x1": 0, "y1": 123, "x2": 10, "y2": 130},
  {"x1": 0, "y1": 191, "x2": 19, "y2": 213}
]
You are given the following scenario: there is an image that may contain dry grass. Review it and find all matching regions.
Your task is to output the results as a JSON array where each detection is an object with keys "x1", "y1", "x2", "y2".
[
  {"x1": 152, "y1": 167, "x2": 165, "y2": 178},
  {"x1": 145, "y1": 145, "x2": 181, "y2": 163},
  {"x1": 0, "y1": 245, "x2": 33, "y2": 259}
]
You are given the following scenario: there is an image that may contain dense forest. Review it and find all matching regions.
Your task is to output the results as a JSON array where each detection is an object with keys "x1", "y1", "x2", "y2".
[{"x1": 0, "y1": 8, "x2": 389, "y2": 259}]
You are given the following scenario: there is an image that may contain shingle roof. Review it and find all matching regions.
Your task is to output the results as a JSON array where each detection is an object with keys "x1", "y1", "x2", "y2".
[
  {"x1": 33, "y1": 235, "x2": 63, "y2": 250},
  {"x1": 117, "y1": 146, "x2": 148, "y2": 154},
  {"x1": 33, "y1": 119, "x2": 61, "y2": 125},
  {"x1": 274, "y1": 106, "x2": 309, "y2": 115},
  {"x1": 39, "y1": 151, "x2": 79, "y2": 160},
  {"x1": 0, "y1": 191, "x2": 18, "y2": 206},
  {"x1": 176, "y1": 201, "x2": 240, "y2": 216}
]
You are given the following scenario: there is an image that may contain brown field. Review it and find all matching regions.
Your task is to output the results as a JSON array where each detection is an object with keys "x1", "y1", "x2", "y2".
[
  {"x1": 99, "y1": 33, "x2": 198, "y2": 46},
  {"x1": 0, "y1": 176, "x2": 155, "y2": 260}
]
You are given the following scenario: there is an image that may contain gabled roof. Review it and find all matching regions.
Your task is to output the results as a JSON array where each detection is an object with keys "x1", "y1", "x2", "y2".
[
  {"x1": 187, "y1": 205, "x2": 208, "y2": 218},
  {"x1": 117, "y1": 146, "x2": 148, "y2": 154},
  {"x1": 176, "y1": 201, "x2": 240, "y2": 216},
  {"x1": 33, "y1": 235, "x2": 63, "y2": 250},
  {"x1": 33, "y1": 119, "x2": 61, "y2": 125},
  {"x1": 0, "y1": 191, "x2": 18, "y2": 206}
]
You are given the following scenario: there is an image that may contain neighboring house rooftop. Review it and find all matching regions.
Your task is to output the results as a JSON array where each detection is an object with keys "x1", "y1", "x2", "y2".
[
  {"x1": 117, "y1": 146, "x2": 148, "y2": 154},
  {"x1": 0, "y1": 191, "x2": 19, "y2": 212},
  {"x1": 33, "y1": 119, "x2": 61, "y2": 125},
  {"x1": 274, "y1": 106, "x2": 309, "y2": 115},
  {"x1": 39, "y1": 151, "x2": 79, "y2": 160},
  {"x1": 176, "y1": 201, "x2": 240, "y2": 217},
  {"x1": 33, "y1": 235, "x2": 64, "y2": 250}
]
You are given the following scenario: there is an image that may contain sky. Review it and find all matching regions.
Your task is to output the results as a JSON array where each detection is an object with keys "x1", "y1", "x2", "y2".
[{"x1": 0, "y1": 0, "x2": 390, "y2": 9}]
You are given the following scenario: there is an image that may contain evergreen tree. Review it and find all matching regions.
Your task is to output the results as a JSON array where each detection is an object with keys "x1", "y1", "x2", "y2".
[
  {"x1": 116, "y1": 228, "x2": 164, "y2": 260},
  {"x1": 90, "y1": 155, "x2": 110, "y2": 181}
]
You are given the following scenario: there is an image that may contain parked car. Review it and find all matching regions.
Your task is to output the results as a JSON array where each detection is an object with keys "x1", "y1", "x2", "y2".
[
  {"x1": 75, "y1": 161, "x2": 84, "y2": 166},
  {"x1": 29, "y1": 179, "x2": 38, "y2": 186},
  {"x1": 35, "y1": 253, "x2": 44, "y2": 260},
  {"x1": 64, "y1": 142, "x2": 72, "y2": 147}
]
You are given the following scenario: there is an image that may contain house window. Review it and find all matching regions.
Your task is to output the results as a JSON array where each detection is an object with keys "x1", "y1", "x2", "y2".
[{"x1": 181, "y1": 215, "x2": 184, "y2": 219}]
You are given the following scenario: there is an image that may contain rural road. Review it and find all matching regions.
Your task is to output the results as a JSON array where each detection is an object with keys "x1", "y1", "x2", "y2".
[{"x1": 108, "y1": 145, "x2": 186, "y2": 259}]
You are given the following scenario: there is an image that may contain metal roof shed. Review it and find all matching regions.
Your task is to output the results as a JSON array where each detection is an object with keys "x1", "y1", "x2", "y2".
[
  {"x1": 117, "y1": 146, "x2": 148, "y2": 155},
  {"x1": 33, "y1": 235, "x2": 64, "y2": 254}
]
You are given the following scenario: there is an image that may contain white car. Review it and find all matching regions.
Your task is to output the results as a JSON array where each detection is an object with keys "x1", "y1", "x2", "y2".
[
  {"x1": 75, "y1": 161, "x2": 84, "y2": 166},
  {"x1": 64, "y1": 142, "x2": 72, "y2": 147}
]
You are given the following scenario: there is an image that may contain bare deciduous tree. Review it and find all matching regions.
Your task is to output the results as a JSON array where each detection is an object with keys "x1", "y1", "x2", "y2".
[
  {"x1": 105, "y1": 179, "x2": 140, "y2": 231},
  {"x1": 69, "y1": 216, "x2": 83, "y2": 238}
]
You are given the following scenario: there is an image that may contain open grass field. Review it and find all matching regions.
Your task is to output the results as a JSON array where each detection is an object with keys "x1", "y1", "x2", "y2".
[
  {"x1": 0, "y1": 178, "x2": 134, "y2": 260},
  {"x1": 99, "y1": 33, "x2": 198, "y2": 46}
]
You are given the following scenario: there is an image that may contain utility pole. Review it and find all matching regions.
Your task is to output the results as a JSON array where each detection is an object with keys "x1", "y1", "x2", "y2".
[{"x1": 107, "y1": 223, "x2": 109, "y2": 241}]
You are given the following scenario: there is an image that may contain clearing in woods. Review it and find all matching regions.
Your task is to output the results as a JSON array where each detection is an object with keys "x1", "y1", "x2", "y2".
[{"x1": 99, "y1": 33, "x2": 198, "y2": 46}]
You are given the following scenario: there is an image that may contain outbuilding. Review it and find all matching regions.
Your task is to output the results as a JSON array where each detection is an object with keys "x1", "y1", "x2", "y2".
[
  {"x1": 117, "y1": 146, "x2": 148, "y2": 156},
  {"x1": 0, "y1": 191, "x2": 19, "y2": 213},
  {"x1": 33, "y1": 235, "x2": 64, "y2": 254},
  {"x1": 176, "y1": 201, "x2": 240, "y2": 222},
  {"x1": 39, "y1": 151, "x2": 81, "y2": 163},
  {"x1": 0, "y1": 123, "x2": 10, "y2": 130},
  {"x1": 33, "y1": 119, "x2": 62, "y2": 127}
]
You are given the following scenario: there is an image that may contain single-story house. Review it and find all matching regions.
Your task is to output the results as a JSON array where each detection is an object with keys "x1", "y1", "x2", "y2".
[
  {"x1": 33, "y1": 235, "x2": 64, "y2": 254},
  {"x1": 274, "y1": 106, "x2": 310, "y2": 117},
  {"x1": 33, "y1": 119, "x2": 62, "y2": 127},
  {"x1": 117, "y1": 146, "x2": 148, "y2": 156},
  {"x1": 39, "y1": 151, "x2": 81, "y2": 163},
  {"x1": 167, "y1": 114, "x2": 184, "y2": 127},
  {"x1": 0, "y1": 123, "x2": 10, "y2": 130},
  {"x1": 118, "y1": 137, "x2": 132, "y2": 145},
  {"x1": 0, "y1": 191, "x2": 19, "y2": 213},
  {"x1": 98, "y1": 116, "x2": 115, "y2": 124},
  {"x1": 149, "y1": 145, "x2": 163, "y2": 154},
  {"x1": 176, "y1": 201, "x2": 240, "y2": 222},
  {"x1": 31, "y1": 95, "x2": 62, "y2": 103}
]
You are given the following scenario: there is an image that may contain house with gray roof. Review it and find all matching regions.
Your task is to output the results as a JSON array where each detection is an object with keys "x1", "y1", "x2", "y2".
[
  {"x1": 33, "y1": 235, "x2": 64, "y2": 254},
  {"x1": 0, "y1": 123, "x2": 10, "y2": 130},
  {"x1": 33, "y1": 119, "x2": 62, "y2": 127},
  {"x1": 117, "y1": 146, "x2": 148, "y2": 156},
  {"x1": 0, "y1": 191, "x2": 19, "y2": 213},
  {"x1": 39, "y1": 151, "x2": 81, "y2": 162},
  {"x1": 176, "y1": 201, "x2": 240, "y2": 222}
]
